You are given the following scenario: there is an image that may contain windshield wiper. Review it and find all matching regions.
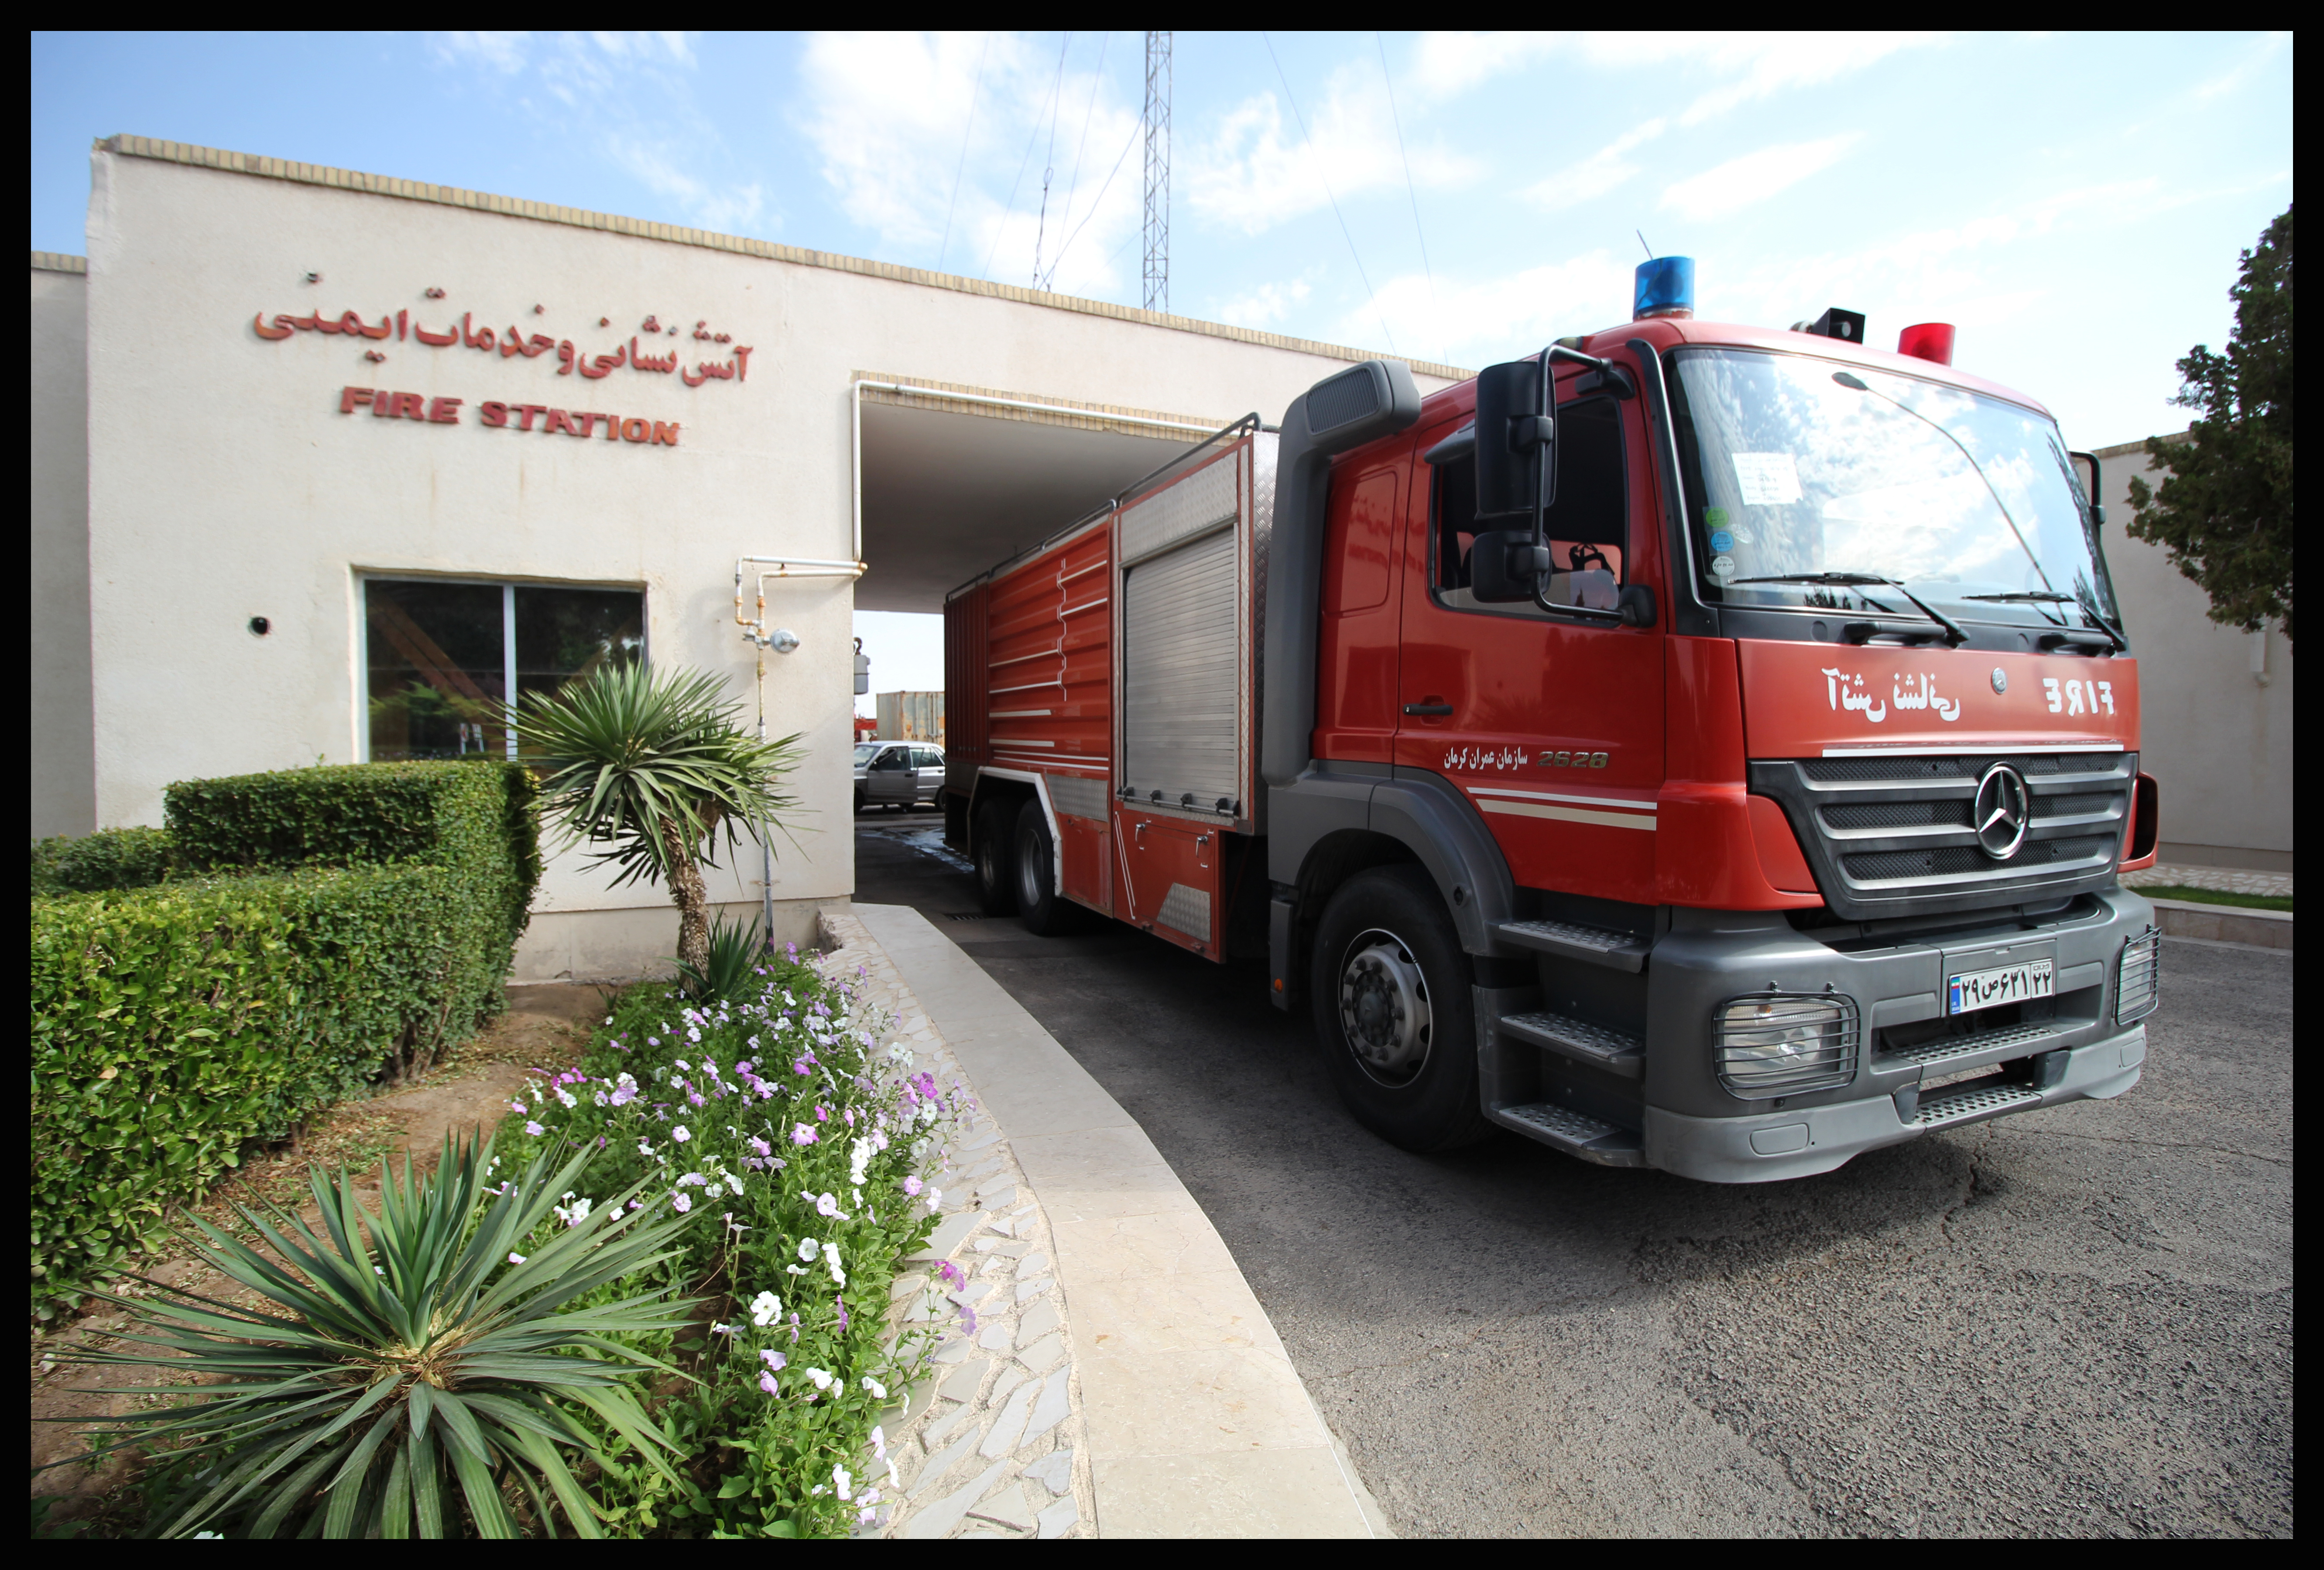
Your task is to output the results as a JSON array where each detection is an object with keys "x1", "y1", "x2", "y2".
[
  {"x1": 1963, "y1": 591, "x2": 2126, "y2": 648},
  {"x1": 1728, "y1": 572, "x2": 1970, "y2": 645}
]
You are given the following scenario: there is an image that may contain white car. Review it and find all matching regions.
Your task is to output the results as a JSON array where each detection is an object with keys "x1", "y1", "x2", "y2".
[{"x1": 854, "y1": 741, "x2": 945, "y2": 812}]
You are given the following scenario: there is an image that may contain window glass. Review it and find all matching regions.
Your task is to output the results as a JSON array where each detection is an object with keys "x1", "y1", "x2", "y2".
[
  {"x1": 913, "y1": 747, "x2": 942, "y2": 768},
  {"x1": 1432, "y1": 397, "x2": 1627, "y2": 617},
  {"x1": 515, "y1": 587, "x2": 645, "y2": 712},
  {"x1": 366, "y1": 581, "x2": 506, "y2": 761},
  {"x1": 853, "y1": 742, "x2": 881, "y2": 765},
  {"x1": 365, "y1": 579, "x2": 644, "y2": 763},
  {"x1": 1667, "y1": 347, "x2": 2118, "y2": 634}
]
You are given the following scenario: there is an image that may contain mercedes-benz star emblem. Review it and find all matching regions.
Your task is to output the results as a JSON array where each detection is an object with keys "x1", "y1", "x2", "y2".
[
  {"x1": 1974, "y1": 763, "x2": 2032, "y2": 860},
  {"x1": 1991, "y1": 667, "x2": 2008, "y2": 693}
]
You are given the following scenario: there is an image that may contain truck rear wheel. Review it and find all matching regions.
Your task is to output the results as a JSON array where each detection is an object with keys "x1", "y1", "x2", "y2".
[
  {"x1": 974, "y1": 799, "x2": 1018, "y2": 915},
  {"x1": 1014, "y1": 801, "x2": 1076, "y2": 936},
  {"x1": 1309, "y1": 866, "x2": 1492, "y2": 1152}
]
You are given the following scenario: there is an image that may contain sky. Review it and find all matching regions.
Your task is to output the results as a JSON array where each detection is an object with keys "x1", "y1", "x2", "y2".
[{"x1": 31, "y1": 31, "x2": 2293, "y2": 699}]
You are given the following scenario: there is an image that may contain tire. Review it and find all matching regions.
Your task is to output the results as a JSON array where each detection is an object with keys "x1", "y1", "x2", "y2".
[
  {"x1": 1308, "y1": 865, "x2": 1493, "y2": 1152},
  {"x1": 974, "y1": 799, "x2": 1018, "y2": 915},
  {"x1": 1014, "y1": 800, "x2": 1076, "y2": 936},
  {"x1": 854, "y1": 786, "x2": 867, "y2": 814}
]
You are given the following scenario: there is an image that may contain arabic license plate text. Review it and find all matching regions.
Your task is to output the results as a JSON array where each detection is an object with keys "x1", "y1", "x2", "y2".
[{"x1": 1948, "y1": 958, "x2": 2054, "y2": 1015}]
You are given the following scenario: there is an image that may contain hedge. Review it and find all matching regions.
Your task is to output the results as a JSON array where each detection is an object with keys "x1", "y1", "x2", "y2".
[
  {"x1": 29, "y1": 762, "x2": 541, "y2": 1312},
  {"x1": 30, "y1": 826, "x2": 178, "y2": 895}
]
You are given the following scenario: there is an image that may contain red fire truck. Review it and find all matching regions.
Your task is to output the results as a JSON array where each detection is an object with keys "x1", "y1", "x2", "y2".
[{"x1": 941, "y1": 259, "x2": 2160, "y2": 1182}]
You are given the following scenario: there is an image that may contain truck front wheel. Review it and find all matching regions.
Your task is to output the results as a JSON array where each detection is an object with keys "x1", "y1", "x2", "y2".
[
  {"x1": 1309, "y1": 866, "x2": 1492, "y2": 1152},
  {"x1": 974, "y1": 799, "x2": 1018, "y2": 915}
]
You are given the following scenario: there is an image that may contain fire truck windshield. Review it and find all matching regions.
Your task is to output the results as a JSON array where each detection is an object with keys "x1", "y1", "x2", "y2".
[{"x1": 1666, "y1": 347, "x2": 2120, "y2": 638}]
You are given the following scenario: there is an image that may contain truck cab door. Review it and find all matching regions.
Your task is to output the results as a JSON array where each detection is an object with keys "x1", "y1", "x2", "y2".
[
  {"x1": 1313, "y1": 461, "x2": 1409, "y2": 764},
  {"x1": 1394, "y1": 379, "x2": 1666, "y2": 905}
]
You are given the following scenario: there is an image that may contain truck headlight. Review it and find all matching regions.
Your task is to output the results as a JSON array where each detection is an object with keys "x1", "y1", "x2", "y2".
[
  {"x1": 2116, "y1": 927, "x2": 2161, "y2": 1025},
  {"x1": 1714, "y1": 993, "x2": 1858, "y2": 1098}
]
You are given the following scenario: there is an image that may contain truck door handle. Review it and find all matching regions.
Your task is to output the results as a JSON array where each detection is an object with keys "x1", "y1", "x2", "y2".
[{"x1": 1403, "y1": 703, "x2": 1453, "y2": 716}]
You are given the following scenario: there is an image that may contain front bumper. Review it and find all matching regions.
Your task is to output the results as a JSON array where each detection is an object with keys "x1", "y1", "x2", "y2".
[{"x1": 1644, "y1": 1022, "x2": 2145, "y2": 1183}]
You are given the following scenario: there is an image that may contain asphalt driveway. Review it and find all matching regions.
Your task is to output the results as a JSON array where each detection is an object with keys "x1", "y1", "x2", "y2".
[{"x1": 854, "y1": 815, "x2": 2293, "y2": 1537}]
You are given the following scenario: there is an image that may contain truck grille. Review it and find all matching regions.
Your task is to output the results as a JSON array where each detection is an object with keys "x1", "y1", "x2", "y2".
[{"x1": 1748, "y1": 751, "x2": 2137, "y2": 921}]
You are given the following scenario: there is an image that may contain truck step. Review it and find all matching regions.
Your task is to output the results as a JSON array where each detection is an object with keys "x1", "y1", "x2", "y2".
[
  {"x1": 1493, "y1": 919, "x2": 1650, "y2": 972},
  {"x1": 1491, "y1": 1102, "x2": 1646, "y2": 1166},
  {"x1": 1498, "y1": 1011, "x2": 1645, "y2": 1080},
  {"x1": 1914, "y1": 1080, "x2": 2044, "y2": 1129},
  {"x1": 1891, "y1": 1018, "x2": 2064, "y2": 1071}
]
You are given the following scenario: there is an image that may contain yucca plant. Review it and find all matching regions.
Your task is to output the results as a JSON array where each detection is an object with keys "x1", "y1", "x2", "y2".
[
  {"x1": 511, "y1": 663, "x2": 802, "y2": 977},
  {"x1": 71, "y1": 1135, "x2": 698, "y2": 1539},
  {"x1": 671, "y1": 910, "x2": 768, "y2": 1007}
]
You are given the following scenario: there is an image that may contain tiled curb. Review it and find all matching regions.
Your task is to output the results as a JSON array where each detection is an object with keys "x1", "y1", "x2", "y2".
[
  {"x1": 818, "y1": 914, "x2": 1092, "y2": 1539},
  {"x1": 832, "y1": 904, "x2": 1384, "y2": 1539},
  {"x1": 2146, "y1": 898, "x2": 2293, "y2": 950}
]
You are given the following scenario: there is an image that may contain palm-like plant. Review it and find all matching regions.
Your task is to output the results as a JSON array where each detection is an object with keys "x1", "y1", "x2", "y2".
[
  {"x1": 511, "y1": 663, "x2": 802, "y2": 977},
  {"x1": 73, "y1": 1136, "x2": 696, "y2": 1538}
]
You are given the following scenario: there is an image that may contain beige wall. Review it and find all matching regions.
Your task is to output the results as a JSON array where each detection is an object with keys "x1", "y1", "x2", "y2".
[
  {"x1": 31, "y1": 257, "x2": 94, "y2": 841},
  {"x1": 2095, "y1": 435, "x2": 2293, "y2": 871},
  {"x1": 62, "y1": 139, "x2": 1457, "y2": 977}
]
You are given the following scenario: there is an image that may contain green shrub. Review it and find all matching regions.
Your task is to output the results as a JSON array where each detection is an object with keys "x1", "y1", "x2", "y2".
[
  {"x1": 31, "y1": 826, "x2": 178, "y2": 895},
  {"x1": 29, "y1": 762, "x2": 542, "y2": 1314}
]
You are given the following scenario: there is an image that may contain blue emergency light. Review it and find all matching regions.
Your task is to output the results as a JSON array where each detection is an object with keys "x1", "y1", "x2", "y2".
[{"x1": 1634, "y1": 256, "x2": 1695, "y2": 319}]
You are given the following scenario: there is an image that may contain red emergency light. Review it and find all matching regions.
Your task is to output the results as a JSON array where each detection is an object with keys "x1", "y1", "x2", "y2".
[{"x1": 1898, "y1": 322, "x2": 1956, "y2": 366}]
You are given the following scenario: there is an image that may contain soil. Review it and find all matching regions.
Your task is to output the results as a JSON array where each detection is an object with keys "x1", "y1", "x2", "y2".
[{"x1": 29, "y1": 983, "x2": 609, "y2": 1533}]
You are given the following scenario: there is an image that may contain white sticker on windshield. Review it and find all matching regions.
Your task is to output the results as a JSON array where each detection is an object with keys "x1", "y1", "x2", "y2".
[{"x1": 1731, "y1": 452, "x2": 1803, "y2": 505}]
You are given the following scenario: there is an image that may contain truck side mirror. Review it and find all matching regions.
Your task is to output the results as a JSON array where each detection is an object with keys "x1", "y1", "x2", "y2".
[
  {"x1": 1473, "y1": 360, "x2": 1553, "y2": 521},
  {"x1": 1470, "y1": 530, "x2": 1548, "y2": 603}
]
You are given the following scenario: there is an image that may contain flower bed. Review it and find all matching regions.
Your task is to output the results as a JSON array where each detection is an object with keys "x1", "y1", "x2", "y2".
[{"x1": 494, "y1": 946, "x2": 969, "y2": 1537}]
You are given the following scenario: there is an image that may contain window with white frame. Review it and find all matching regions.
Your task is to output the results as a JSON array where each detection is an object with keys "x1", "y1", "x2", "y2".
[{"x1": 363, "y1": 578, "x2": 644, "y2": 761}]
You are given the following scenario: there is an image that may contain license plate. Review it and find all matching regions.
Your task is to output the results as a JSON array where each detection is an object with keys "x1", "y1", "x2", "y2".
[{"x1": 1948, "y1": 958, "x2": 2054, "y2": 1015}]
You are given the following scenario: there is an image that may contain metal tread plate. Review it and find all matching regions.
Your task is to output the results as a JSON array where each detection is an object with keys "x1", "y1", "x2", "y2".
[
  {"x1": 1495, "y1": 919, "x2": 1649, "y2": 971},
  {"x1": 1893, "y1": 1019, "x2": 2061, "y2": 1068},
  {"x1": 1494, "y1": 1103, "x2": 1645, "y2": 1166},
  {"x1": 1501, "y1": 1011, "x2": 1645, "y2": 1078},
  {"x1": 1914, "y1": 1081, "x2": 2044, "y2": 1128}
]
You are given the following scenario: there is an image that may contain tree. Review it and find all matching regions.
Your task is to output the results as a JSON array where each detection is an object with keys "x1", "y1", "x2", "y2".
[
  {"x1": 511, "y1": 663, "x2": 802, "y2": 976},
  {"x1": 2126, "y1": 204, "x2": 2294, "y2": 645}
]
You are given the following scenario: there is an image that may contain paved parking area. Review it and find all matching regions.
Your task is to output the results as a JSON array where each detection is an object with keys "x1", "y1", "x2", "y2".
[{"x1": 855, "y1": 817, "x2": 2293, "y2": 1537}]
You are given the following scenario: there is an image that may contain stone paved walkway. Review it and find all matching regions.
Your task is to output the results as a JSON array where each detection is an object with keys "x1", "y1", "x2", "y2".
[
  {"x1": 821, "y1": 912, "x2": 1093, "y2": 1539},
  {"x1": 824, "y1": 905, "x2": 1384, "y2": 1539},
  {"x1": 2121, "y1": 862, "x2": 2293, "y2": 898}
]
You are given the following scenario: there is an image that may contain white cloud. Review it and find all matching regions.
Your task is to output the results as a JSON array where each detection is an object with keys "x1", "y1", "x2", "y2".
[
  {"x1": 1525, "y1": 118, "x2": 1666, "y2": 211},
  {"x1": 432, "y1": 31, "x2": 531, "y2": 74},
  {"x1": 1184, "y1": 61, "x2": 1475, "y2": 237},
  {"x1": 425, "y1": 32, "x2": 765, "y2": 235},
  {"x1": 1659, "y1": 135, "x2": 1858, "y2": 222},
  {"x1": 1344, "y1": 250, "x2": 1637, "y2": 369},
  {"x1": 795, "y1": 32, "x2": 1145, "y2": 294},
  {"x1": 2190, "y1": 31, "x2": 2289, "y2": 102},
  {"x1": 1407, "y1": 31, "x2": 1563, "y2": 97},
  {"x1": 1215, "y1": 278, "x2": 1313, "y2": 329},
  {"x1": 1406, "y1": 30, "x2": 1937, "y2": 123}
]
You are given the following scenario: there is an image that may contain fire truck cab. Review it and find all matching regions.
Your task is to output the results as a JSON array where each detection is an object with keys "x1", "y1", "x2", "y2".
[{"x1": 944, "y1": 259, "x2": 2160, "y2": 1183}]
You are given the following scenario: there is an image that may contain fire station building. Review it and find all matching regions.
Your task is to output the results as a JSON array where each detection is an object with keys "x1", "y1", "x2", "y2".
[{"x1": 27, "y1": 135, "x2": 1463, "y2": 976}]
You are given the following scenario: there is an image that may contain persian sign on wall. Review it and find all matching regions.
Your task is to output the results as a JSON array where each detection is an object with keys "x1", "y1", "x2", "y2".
[{"x1": 257, "y1": 297, "x2": 752, "y2": 452}]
